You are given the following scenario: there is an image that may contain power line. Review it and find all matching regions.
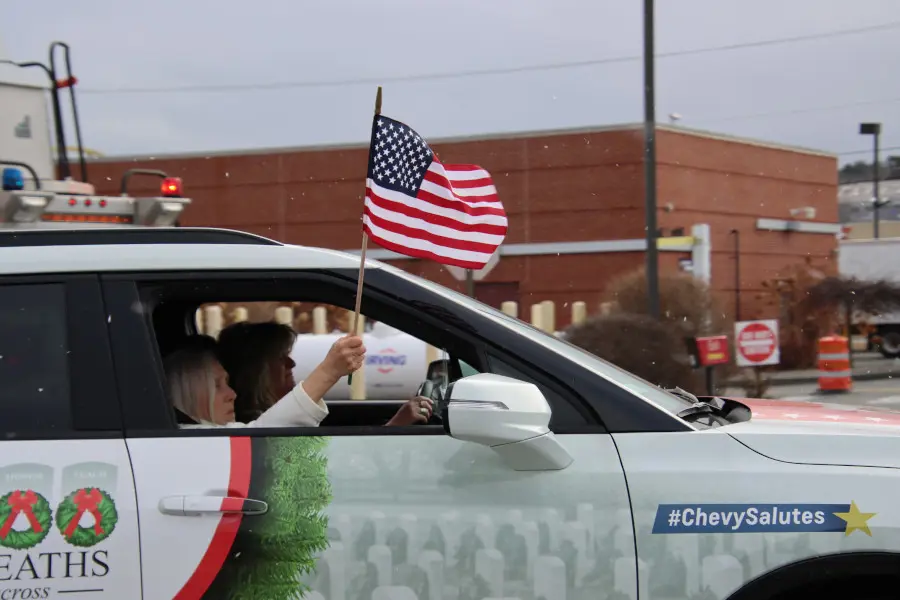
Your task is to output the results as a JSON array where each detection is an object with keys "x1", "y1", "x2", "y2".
[
  {"x1": 79, "y1": 20, "x2": 900, "y2": 96},
  {"x1": 693, "y1": 96, "x2": 900, "y2": 125},
  {"x1": 839, "y1": 145, "x2": 900, "y2": 156}
]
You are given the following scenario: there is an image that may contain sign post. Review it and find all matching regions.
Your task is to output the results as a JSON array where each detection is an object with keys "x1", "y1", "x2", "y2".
[{"x1": 694, "y1": 335, "x2": 730, "y2": 394}]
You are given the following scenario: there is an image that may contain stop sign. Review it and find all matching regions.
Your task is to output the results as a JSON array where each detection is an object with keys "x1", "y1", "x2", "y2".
[{"x1": 735, "y1": 320, "x2": 780, "y2": 367}]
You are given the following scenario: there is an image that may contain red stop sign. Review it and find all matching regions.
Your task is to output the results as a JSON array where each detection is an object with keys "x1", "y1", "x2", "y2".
[{"x1": 737, "y1": 322, "x2": 777, "y2": 364}]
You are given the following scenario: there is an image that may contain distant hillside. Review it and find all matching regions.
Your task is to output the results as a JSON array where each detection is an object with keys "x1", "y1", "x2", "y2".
[{"x1": 840, "y1": 156, "x2": 900, "y2": 184}]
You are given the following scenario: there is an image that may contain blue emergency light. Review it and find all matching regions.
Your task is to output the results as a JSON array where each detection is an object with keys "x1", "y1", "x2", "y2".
[{"x1": 2, "y1": 168, "x2": 25, "y2": 191}]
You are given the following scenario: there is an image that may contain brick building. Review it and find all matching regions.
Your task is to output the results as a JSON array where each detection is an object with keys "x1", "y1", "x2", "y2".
[{"x1": 85, "y1": 123, "x2": 840, "y2": 327}]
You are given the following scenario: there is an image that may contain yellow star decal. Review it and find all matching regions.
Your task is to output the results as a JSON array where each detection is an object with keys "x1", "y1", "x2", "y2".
[{"x1": 833, "y1": 501, "x2": 877, "y2": 537}]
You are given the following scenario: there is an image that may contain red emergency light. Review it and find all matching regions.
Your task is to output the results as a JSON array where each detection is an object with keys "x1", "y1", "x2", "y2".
[{"x1": 161, "y1": 177, "x2": 183, "y2": 198}]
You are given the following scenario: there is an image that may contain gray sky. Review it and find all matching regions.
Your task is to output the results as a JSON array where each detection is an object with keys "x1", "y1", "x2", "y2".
[{"x1": 4, "y1": 0, "x2": 899, "y2": 164}]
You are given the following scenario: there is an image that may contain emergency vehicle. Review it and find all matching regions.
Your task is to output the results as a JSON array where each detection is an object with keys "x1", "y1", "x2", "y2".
[
  {"x1": 0, "y1": 226, "x2": 898, "y2": 600},
  {"x1": 1, "y1": 40, "x2": 190, "y2": 229}
]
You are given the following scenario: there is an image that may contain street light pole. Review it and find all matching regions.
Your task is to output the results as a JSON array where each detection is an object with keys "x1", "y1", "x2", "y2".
[
  {"x1": 643, "y1": 0, "x2": 660, "y2": 319},
  {"x1": 731, "y1": 229, "x2": 741, "y2": 321},
  {"x1": 859, "y1": 122, "x2": 882, "y2": 239}
]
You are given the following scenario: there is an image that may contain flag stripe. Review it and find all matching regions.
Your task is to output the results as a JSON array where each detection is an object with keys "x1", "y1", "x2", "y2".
[
  {"x1": 419, "y1": 177, "x2": 501, "y2": 206},
  {"x1": 414, "y1": 186, "x2": 507, "y2": 218},
  {"x1": 426, "y1": 163, "x2": 499, "y2": 199},
  {"x1": 367, "y1": 179, "x2": 508, "y2": 226},
  {"x1": 363, "y1": 217, "x2": 493, "y2": 269},
  {"x1": 364, "y1": 207, "x2": 501, "y2": 254},
  {"x1": 443, "y1": 177, "x2": 494, "y2": 190},
  {"x1": 366, "y1": 186, "x2": 507, "y2": 236}
]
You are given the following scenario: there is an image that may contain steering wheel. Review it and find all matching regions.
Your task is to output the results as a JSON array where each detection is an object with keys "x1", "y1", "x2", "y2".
[{"x1": 414, "y1": 379, "x2": 446, "y2": 424}]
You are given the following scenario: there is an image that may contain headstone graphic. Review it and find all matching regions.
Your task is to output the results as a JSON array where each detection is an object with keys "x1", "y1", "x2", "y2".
[
  {"x1": 61, "y1": 462, "x2": 118, "y2": 499},
  {"x1": 0, "y1": 463, "x2": 54, "y2": 499}
]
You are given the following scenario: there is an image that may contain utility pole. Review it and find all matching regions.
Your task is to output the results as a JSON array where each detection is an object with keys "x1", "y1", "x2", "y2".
[
  {"x1": 643, "y1": 0, "x2": 660, "y2": 318},
  {"x1": 859, "y1": 122, "x2": 883, "y2": 239}
]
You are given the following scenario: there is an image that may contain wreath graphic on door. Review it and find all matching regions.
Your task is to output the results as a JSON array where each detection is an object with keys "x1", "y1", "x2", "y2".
[
  {"x1": 0, "y1": 490, "x2": 53, "y2": 550},
  {"x1": 55, "y1": 487, "x2": 118, "y2": 547}
]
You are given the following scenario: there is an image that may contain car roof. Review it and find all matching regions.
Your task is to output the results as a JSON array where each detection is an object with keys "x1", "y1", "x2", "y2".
[{"x1": 0, "y1": 227, "x2": 377, "y2": 275}]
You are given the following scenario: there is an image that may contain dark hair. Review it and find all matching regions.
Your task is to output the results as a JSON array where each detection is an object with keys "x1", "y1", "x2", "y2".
[{"x1": 216, "y1": 321, "x2": 297, "y2": 422}]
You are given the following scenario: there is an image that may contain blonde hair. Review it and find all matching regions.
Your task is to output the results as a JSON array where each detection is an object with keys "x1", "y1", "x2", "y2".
[
  {"x1": 217, "y1": 321, "x2": 297, "y2": 422},
  {"x1": 163, "y1": 338, "x2": 220, "y2": 423}
]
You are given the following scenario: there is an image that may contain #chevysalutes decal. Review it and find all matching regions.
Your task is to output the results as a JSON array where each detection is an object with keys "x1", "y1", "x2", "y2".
[{"x1": 653, "y1": 502, "x2": 877, "y2": 536}]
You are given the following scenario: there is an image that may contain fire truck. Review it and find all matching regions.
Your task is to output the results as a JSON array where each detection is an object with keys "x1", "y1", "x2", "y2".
[{"x1": 0, "y1": 41, "x2": 190, "y2": 228}]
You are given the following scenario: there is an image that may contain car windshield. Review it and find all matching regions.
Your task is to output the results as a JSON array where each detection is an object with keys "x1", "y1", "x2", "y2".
[{"x1": 378, "y1": 262, "x2": 695, "y2": 416}]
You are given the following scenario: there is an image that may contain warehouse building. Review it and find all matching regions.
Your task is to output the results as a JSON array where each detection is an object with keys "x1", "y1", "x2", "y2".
[{"x1": 86, "y1": 123, "x2": 840, "y2": 327}]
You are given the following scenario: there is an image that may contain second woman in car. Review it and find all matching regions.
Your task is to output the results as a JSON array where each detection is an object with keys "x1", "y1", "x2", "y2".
[{"x1": 216, "y1": 321, "x2": 433, "y2": 427}]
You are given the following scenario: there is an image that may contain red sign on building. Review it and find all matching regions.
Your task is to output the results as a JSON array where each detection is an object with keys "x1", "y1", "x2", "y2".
[{"x1": 695, "y1": 335, "x2": 731, "y2": 367}]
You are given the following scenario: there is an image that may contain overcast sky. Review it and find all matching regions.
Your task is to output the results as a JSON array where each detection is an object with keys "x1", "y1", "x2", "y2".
[{"x1": 4, "y1": 0, "x2": 899, "y2": 164}]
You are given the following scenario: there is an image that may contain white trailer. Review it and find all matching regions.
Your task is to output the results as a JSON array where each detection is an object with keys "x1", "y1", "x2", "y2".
[{"x1": 839, "y1": 237, "x2": 900, "y2": 358}]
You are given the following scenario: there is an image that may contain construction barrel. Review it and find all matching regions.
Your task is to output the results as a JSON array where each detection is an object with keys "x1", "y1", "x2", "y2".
[{"x1": 817, "y1": 336, "x2": 852, "y2": 393}]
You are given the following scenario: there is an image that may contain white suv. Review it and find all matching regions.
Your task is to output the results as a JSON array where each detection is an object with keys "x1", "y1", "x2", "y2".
[{"x1": 0, "y1": 226, "x2": 897, "y2": 600}]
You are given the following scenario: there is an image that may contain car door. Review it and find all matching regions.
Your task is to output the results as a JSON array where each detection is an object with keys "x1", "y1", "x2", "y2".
[
  {"x1": 0, "y1": 275, "x2": 140, "y2": 599},
  {"x1": 104, "y1": 268, "x2": 636, "y2": 600}
]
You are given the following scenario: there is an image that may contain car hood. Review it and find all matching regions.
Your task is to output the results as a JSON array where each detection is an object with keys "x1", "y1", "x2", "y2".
[{"x1": 721, "y1": 397, "x2": 900, "y2": 469}]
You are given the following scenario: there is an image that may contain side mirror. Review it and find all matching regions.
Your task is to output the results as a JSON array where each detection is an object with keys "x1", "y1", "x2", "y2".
[{"x1": 443, "y1": 373, "x2": 573, "y2": 471}]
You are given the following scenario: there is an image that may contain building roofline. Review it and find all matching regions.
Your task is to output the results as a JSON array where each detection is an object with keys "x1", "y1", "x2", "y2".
[{"x1": 86, "y1": 121, "x2": 836, "y2": 163}]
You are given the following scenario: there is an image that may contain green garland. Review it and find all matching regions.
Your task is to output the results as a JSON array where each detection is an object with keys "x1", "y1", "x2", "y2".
[
  {"x1": 0, "y1": 490, "x2": 52, "y2": 550},
  {"x1": 206, "y1": 436, "x2": 333, "y2": 600},
  {"x1": 55, "y1": 487, "x2": 118, "y2": 548}
]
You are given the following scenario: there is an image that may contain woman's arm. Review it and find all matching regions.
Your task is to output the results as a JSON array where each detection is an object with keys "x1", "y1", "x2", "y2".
[
  {"x1": 247, "y1": 335, "x2": 366, "y2": 428},
  {"x1": 248, "y1": 380, "x2": 329, "y2": 427}
]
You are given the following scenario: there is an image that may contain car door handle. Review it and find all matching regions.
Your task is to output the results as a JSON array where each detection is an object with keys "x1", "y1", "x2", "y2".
[{"x1": 158, "y1": 495, "x2": 268, "y2": 517}]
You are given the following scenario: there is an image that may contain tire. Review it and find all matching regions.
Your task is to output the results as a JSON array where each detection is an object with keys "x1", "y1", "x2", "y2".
[
  {"x1": 766, "y1": 576, "x2": 898, "y2": 600},
  {"x1": 878, "y1": 330, "x2": 900, "y2": 359}
]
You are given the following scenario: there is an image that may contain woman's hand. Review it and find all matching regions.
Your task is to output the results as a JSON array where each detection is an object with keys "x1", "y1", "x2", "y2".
[
  {"x1": 386, "y1": 396, "x2": 434, "y2": 426},
  {"x1": 322, "y1": 335, "x2": 366, "y2": 379},
  {"x1": 302, "y1": 335, "x2": 366, "y2": 403}
]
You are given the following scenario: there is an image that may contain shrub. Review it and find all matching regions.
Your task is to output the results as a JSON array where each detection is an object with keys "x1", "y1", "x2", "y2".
[
  {"x1": 603, "y1": 267, "x2": 731, "y2": 339},
  {"x1": 564, "y1": 312, "x2": 702, "y2": 394}
]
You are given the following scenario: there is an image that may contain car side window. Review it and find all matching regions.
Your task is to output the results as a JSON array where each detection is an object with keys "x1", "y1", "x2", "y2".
[{"x1": 0, "y1": 283, "x2": 72, "y2": 433}]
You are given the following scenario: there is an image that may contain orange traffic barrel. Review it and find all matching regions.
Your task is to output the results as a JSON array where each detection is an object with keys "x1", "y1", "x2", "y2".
[{"x1": 817, "y1": 336, "x2": 852, "y2": 393}]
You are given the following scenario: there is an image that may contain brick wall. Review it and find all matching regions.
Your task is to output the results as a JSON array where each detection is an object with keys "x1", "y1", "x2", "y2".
[{"x1": 86, "y1": 124, "x2": 838, "y2": 327}]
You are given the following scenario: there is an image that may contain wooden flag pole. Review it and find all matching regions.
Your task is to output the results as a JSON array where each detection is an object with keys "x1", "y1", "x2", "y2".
[{"x1": 348, "y1": 86, "x2": 382, "y2": 385}]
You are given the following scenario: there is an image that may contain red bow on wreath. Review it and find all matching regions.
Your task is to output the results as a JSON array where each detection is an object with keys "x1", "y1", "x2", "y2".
[
  {"x1": 0, "y1": 490, "x2": 43, "y2": 538},
  {"x1": 64, "y1": 488, "x2": 105, "y2": 538}
]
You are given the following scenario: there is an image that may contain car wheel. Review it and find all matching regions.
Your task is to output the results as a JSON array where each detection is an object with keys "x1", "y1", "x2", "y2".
[
  {"x1": 766, "y1": 577, "x2": 898, "y2": 600},
  {"x1": 879, "y1": 331, "x2": 900, "y2": 358}
]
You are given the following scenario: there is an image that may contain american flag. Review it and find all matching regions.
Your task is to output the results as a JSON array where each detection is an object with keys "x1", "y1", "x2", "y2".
[{"x1": 363, "y1": 115, "x2": 507, "y2": 269}]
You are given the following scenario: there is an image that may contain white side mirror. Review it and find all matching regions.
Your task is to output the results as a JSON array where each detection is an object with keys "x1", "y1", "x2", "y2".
[{"x1": 444, "y1": 373, "x2": 573, "y2": 471}]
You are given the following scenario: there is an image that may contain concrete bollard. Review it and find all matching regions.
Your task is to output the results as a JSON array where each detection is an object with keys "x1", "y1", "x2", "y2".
[
  {"x1": 572, "y1": 301, "x2": 587, "y2": 326},
  {"x1": 274, "y1": 306, "x2": 293, "y2": 326},
  {"x1": 530, "y1": 304, "x2": 543, "y2": 331},
  {"x1": 540, "y1": 300, "x2": 556, "y2": 333},
  {"x1": 312, "y1": 306, "x2": 328, "y2": 334},
  {"x1": 203, "y1": 305, "x2": 224, "y2": 339},
  {"x1": 501, "y1": 301, "x2": 518, "y2": 318},
  {"x1": 350, "y1": 315, "x2": 366, "y2": 400},
  {"x1": 426, "y1": 344, "x2": 442, "y2": 366}
]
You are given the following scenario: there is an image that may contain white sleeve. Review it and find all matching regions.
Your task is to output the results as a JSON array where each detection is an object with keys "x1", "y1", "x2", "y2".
[{"x1": 246, "y1": 381, "x2": 329, "y2": 428}]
